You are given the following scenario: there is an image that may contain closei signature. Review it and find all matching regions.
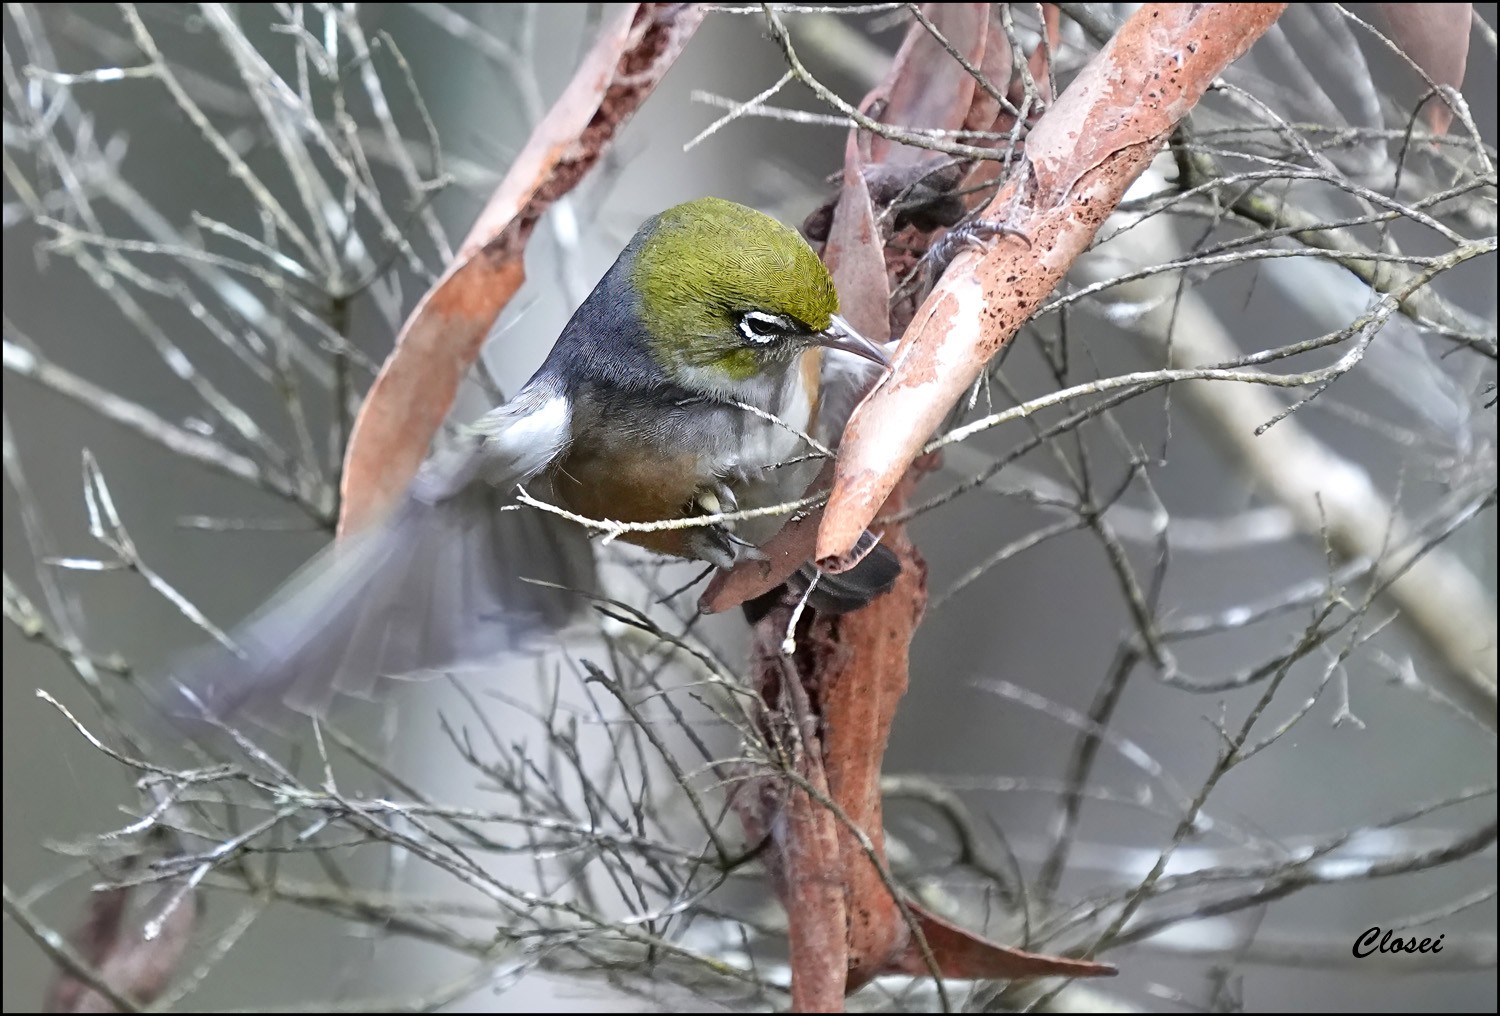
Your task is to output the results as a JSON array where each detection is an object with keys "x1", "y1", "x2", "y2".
[{"x1": 1352, "y1": 925, "x2": 1445, "y2": 959}]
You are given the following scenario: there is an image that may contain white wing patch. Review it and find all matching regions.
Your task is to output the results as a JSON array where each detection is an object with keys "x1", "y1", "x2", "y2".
[
  {"x1": 474, "y1": 392, "x2": 572, "y2": 485},
  {"x1": 414, "y1": 389, "x2": 572, "y2": 504}
]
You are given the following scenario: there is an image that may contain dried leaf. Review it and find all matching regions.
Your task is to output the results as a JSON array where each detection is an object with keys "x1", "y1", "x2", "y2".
[
  {"x1": 818, "y1": 3, "x2": 1289, "y2": 562},
  {"x1": 733, "y1": 631, "x2": 850, "y2": 1012},
  {"x1": 874, "y1": 4, "x2": 991, "y2": 167},
  {"x1": 733, "y1": 474, "x2": 925, "y2": 1008},
  {"x1": 961, "y1": 5, "x2": 1015, "y2": 134},
  {"x1": 824, "y1": 132, "x2": 892, "y2": 344},
  {"x1": 1377, "y1": 3, "x2": 1472, "y2": 135},
  {"x1": 45, "y1": 878, "x2": 196, "y2": 1013},
  {"x1": 885, "y1": 905, "x2": 1116, "y2": 981},
  {"x1": 740, "y1": 464, "x2": 1114, "y2": 1002},
  {"x1": 338, "y1": 4, "x2": 703, "y2": 534},
  {"x1": 781, "y1": 698, "x2": 850, "y2": 1012},
  {"x1": 958, "y1": 6, "x2": 1061, "y2": 240}
]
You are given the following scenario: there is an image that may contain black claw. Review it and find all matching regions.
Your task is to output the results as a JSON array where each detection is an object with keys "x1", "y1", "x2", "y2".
[{"x1": 923, "y1": 217, "x2": 1033, "y2": 285}]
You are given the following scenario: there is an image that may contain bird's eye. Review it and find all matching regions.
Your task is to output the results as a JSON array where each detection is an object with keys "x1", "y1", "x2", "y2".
[{"x1": 737, "y1": 311, "x2": 793, "y2": 345}]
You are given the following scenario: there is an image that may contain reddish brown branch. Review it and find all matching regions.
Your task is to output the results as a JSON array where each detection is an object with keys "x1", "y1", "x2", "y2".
[
  {"x1": 817, "y1": 2, "x2": 1289, "y2": 562},
  {"x1": 733, "y1": 7, "x2": 1131, "y2": 1007}
]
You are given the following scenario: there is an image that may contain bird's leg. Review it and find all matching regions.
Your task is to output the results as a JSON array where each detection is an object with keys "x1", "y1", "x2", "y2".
[
  {"x1": 696, "y1": 482, "x2": 736, "y2": 516},
  {"x1": 685, "y1": 484, "x2": 738, "y2": 570}
]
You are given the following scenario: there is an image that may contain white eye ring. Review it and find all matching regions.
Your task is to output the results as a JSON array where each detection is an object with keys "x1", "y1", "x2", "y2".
[{"x1": 737, "y1": 311, "x2": 793, "y2": 345}]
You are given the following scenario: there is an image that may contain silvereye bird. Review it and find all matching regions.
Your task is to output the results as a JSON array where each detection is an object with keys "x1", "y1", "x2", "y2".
[{"x1": 172, "y1": 197, "x2": 898, "y2": 722}]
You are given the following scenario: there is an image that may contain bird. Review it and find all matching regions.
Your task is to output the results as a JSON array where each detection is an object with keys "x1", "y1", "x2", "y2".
[{"x1": 168, "y1": 197, "x2": 900, "y2": 724}]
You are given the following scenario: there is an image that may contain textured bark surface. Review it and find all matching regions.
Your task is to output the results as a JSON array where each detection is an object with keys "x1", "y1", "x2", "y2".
[
  {"x1": 728, "y1": 6, "x2": 1148, "y2": 1007},
  {"x1": 818, "y1": 2, "x2": 1290, "y2": 562}
]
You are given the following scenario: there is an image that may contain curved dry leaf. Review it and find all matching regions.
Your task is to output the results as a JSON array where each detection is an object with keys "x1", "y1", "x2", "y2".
[
  {"x1": 960, "y1": 6, "x2": 1059, "y2": 221},
  {"x1": 1377, "y1": 3, "x2": 1472, "y2": 135},
  {"x1": 962, "y1": 5, "x2": 1015, "y2": 133},
  {"x1": 737, "y1": 466, "x2": 1113, "y2": 1000},
  {"x1": 884, "y1": 905, "x2": 1116, "y2": 981},
  {"x1": 875, "y1": 4, "x2": 991, "y2": 166},
  {"x1": 817, "y1": 2, "x2": 1289, "y2": 563},
  {"x1": 737, "y1": 474, "x2": 928, "y2": 1006},
  {"x1": 825, "y1": 132, "x2": 892, "y2": 343},
  {"x1": 782, "y1": 725, "x2": 850, "y2": 1013},
  {"x1": 816, "y1": 467, "x2": 1114, "y2": 989},
  {"x1": 339, "y1": 3, "x2": 703, "y2": 534},
  {"x1": 735, "y1": 620, "x2": 851, "y2": 1012}
]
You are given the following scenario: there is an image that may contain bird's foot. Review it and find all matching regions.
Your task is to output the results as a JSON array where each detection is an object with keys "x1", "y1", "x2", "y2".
[
  {"x1": 693, "y1": 482, "x2": 738, "y2": 517},
  {"x1": 923, "y1": 217, "x2": 1032, "y2": 284},
  {"x1": 686, "y1": 483, "x2": 765, "y2": 569}
]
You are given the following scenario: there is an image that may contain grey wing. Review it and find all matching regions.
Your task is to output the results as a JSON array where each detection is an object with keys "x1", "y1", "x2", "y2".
[
  {"x1": 167, "y1": 386, "x2": 594, "y2": 725},
  {"x1": 813, "y1": 342, "x2": 893, "y2": 449}
]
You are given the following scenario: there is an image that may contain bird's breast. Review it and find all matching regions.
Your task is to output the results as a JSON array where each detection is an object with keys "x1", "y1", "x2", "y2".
[{"x1": 546, "y1": 351, "x2": 822, "y2": 561}]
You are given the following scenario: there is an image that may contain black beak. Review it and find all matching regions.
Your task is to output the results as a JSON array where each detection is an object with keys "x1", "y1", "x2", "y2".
[{"x1": 815, "y1": 315, "x2": 890, "y2": 369}]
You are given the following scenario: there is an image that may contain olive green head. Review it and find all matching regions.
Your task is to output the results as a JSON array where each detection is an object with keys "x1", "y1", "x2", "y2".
[{"x1": 631, "y1": 198, "x2": 846, "y2": 389}]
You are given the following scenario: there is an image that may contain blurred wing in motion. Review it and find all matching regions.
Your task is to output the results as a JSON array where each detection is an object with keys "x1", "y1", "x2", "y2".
[{"x1": 167, "y1": 385, "x2": 593, "y2": 725}]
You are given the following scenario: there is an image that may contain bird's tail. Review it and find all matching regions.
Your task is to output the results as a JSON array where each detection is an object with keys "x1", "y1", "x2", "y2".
[
  {"x1": 166, "y1": 478, "x2": 593, "y2": 727},
  {"x1": 740, "y1": 531, "x2": 902, "y2": 624},
  {"x1": 797, "y1": 537, "x2": 902, "y2": 614}
]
